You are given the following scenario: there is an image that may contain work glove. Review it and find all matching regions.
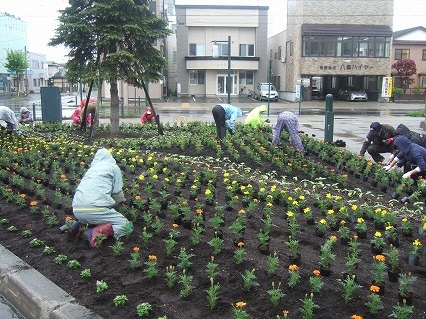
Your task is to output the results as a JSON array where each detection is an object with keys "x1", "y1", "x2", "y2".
[
  {"x1": 383, "y1": 138, "x2": 393, "y2": 145},
  {"x1": 383, "y1": 165, "x2": 391, "y2": 171},
  {"x1": 402, "y1": 172, "x2": 411, "y2": 179},
  {"x1": 227, "y1": 128, "x2": 234, "y2": 135},
  {"x1": 265, "y1": 119, "x2": 270, "y2": 123},
  {"x1": 17, "y1": 130, "x2": 23, "y2": 135}
]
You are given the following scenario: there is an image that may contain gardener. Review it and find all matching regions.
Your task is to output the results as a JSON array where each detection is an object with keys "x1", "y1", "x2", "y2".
[
  {"x1": 71, "y1": 106, "x2": 92, "y2": 126},
  {"x1": 19, "y1": 107, "x2": 33, "y2": 125},
  {"x1": 271, "y1": 111, "x2": 305, "y2": 153},
  {"x1": 385, "y1": 135, "x2": 426, "y2": 180},
  {"x1": 140, "y1": 107, "x2": 156, "y2": 125},
  {"x1": 384, "y1": 123, "x2": 426, "y2": 171},
  {"x1": 0, "y1": 105, "x2": 21, "y2": 134},
  {"x1": 211, "y1": 103, "x2": 243, "y2": 139},
  {"x1": 359, "y1": 122, "x2": 396, "y2": 163},
  {"x1": 244, "y1": 104, "x2": 270, "y2": 128},
  {"x1": 71, "y1": 148, "x2": 132, "y2": 248}
]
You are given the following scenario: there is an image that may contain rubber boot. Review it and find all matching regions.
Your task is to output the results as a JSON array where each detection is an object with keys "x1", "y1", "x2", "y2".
[{"x1": 84, "y1": 222, "x2": 113, "y2": 248}]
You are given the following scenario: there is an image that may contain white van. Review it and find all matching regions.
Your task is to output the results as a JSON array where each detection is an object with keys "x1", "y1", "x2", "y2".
[{"x1": 256, "y1": 83, "x2": 278, "y2": 101}]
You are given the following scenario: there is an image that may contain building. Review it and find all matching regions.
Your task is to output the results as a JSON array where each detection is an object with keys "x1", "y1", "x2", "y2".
[
  {"x1": 269, "y1": 0, "x2": 394, "y2": 102},
  {"x1": 27, "y1": 52, "x2": 48, "y2": 93},
  {"x1": 0, "y1": 12, "x2": 28, "y2": 94},
  {"x1": 391, "y1": 26, "x2": 426, "y2": 91},
  {"x1": 175, "y1": 4, "x2": 269, "y2": 100}
]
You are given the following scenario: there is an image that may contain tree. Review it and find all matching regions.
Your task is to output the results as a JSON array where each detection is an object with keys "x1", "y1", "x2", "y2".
[
  {"x1": 4, "y1": 50, "x2": 29, "y2": 97},
  {"x1": 49, "y1": 0, "x2": 171, "y2": 134},
  {"x1": 391, "y1": 59, "x2": 417, "y2": 94}
]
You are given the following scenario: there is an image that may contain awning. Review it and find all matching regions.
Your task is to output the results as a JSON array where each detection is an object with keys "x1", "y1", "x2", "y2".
[{"x1": 302, "y1": 24, "x2": 392, "y2": 37}]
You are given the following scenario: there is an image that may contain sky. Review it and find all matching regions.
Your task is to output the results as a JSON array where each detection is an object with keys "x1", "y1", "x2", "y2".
[{"x1": 1, "y1": 0, "x2": 425, "y2": 63}]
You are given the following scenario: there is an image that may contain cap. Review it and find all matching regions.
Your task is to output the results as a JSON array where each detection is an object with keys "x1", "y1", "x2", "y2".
[{"x1": 370, "y1": 122, "x2": 381, "y2": 132}]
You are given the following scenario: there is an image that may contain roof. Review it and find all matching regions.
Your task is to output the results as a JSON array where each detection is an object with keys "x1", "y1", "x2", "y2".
[
  {"x1": 393, "y1": 26, "x2": 426, "y2": 38},
  {"x1": 302, "y1": 24, "x2": 392, "y2": 37}
]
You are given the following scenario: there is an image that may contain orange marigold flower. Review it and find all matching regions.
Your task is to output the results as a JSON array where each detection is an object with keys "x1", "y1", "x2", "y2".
[
  {"x1": 351, "y1": 315, "x2": 363, "y2": 319},
  {"x1": 237, "y1": 242, "x2": 244, "y2": 247},
  {"x1": 7, "y1": 189, "x2": 12, "y2": 192},
  {"x1": 238, "y1": 209, "x2": 246, "y2": 214},
  {"x1": 30, "y1": 201, "x2": 38, "y2": 206},
  {"x1": 181, "y1": 201, "x2": 188, "y2": 205},
  {"x1": 235, "y1": 301, "x2": 246, "y2": 308},
  {"x1": 20, "y1": 194, "x2": 26, "y2": 198},
  {"x1": 370, "y1": 285, "x2": 380, "y2": 293},
  {"x1": 80, "y1": 161, "x2": 85, "y2": 165},
  {"x1": 196, "y1": 209, "x2": 203, "y2": 214},
  {"x1": 172, "y1": 223, "x2": 179, "y2": 228},
  {"x1": 65, "y1": 216, "x2": 73, "y2": 221},
  {"x1": 312, "y1": 269, "x2": 321, "y2": 276},
  {"x1": 148, "y1": 255, "x2": 157, "y2": 261},
  {"x1": 60, "y1": 174, "x2": 67, "y2": 179},
  {"x1": 342, "y1": 174, "x2": 348, "y2": 178},
  {"x1": 287, "y1": 163, "x2": 293, "y2": 167},
  {"x1": 289, "y1": 264, "x2": 299, "y2": 271},
  {"x1": 375, "y1": 254, "x2": 386, "y2": 262},
  {"x1": 133, "y1": 247, "x2": 140, "y2": 252},
  {"x1": 134, "y1": 195, "x2": 141, "y2": 200}
]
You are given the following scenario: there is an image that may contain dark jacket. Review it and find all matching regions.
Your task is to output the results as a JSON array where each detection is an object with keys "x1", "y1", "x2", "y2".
[
  {"x1": 395, "y1": 124, "x2": 426, "y2": 147},
  {"x1": 360, "y1": 124, "x2": 395, "y2": 156},
  {"x1": 394, "y1": 135, "x2": 426, "y2": 172}
]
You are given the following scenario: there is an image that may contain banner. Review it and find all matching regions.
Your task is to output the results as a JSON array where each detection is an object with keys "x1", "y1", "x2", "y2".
[{"x1": 381, "y1": 77, "x2": 393, "y2": 97}]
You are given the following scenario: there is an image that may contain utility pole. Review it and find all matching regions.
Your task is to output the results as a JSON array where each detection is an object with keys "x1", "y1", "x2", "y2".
[{"x1": 24, "y1": 46, "x2": 29, "y2": 96}]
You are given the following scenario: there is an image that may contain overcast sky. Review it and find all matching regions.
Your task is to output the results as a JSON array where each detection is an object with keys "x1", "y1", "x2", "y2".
[{"x1": 1, "y1": 0, "x2": 424, "y2": 63}]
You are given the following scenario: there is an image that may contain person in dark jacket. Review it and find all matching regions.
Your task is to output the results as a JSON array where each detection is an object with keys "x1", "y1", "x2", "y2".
[
  {"x1": 390, "y1": 135, "x2": 426, "y2": 180},
  {"x1": 384, "y1": 124, "x2": 426, "y2": 170},
  {"x1": 212, "y1": 104, "x2": 243, "y2": 139},
  {"x1": 271, "y1": 111, "x2": 305, "y2": 153},
  {"x1": 140, "y1": 107, "x2": 156, "y2": 125},
  {"x1": 359, "y1": 122, "x2": 396, "y2": 163}
]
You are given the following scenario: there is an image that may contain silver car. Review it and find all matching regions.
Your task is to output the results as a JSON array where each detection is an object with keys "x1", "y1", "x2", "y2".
[{"x1": 338, "y1": 87, "x2": 368, "y2": 101}]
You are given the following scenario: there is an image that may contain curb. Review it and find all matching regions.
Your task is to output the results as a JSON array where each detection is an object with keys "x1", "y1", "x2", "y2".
[{"x1": 0, "y1": 245, "x2": 102, "y2": 319}]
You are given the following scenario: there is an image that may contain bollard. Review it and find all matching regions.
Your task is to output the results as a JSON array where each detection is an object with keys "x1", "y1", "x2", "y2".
[
  {"x1": 120, "y1": 97, "x2": 124, "y2": 117},
  {"x1": 32, "y1": 103, "x2": 36, "y2": 121},
  {"x1": 324, "y1": 94, "x2": 334, "y2": 143}
]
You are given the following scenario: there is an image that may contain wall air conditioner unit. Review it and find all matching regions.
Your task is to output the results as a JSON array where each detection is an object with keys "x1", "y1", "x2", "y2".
[{"x1": 280, "y1": 57, "x2": 285, "y2": 63}]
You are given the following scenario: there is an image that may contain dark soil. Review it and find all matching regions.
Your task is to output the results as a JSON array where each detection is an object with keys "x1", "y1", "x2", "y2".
[{"x1": 0, "y1": 129, "x2": 425, "y2": 319}]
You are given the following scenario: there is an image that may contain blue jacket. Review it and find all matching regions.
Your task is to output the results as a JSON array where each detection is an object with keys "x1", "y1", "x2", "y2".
[
  {"x1": 220, "y1": 104, "x2": 242, "y2": 130},
  {"x1": 394, "y1": 135, "x2": 426, "y2": 171}
]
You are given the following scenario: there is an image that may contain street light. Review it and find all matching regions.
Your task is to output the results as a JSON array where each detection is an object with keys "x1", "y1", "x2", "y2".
[{"x1": 212, "y1": 35, "x2": 231, "y2": 104}]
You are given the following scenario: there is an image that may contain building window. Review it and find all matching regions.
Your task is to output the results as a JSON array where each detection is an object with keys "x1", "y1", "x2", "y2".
[
  {"x1": 189, "y1": 44, "x2": 205, "y2": 56},
  {"x1": 278, "y1": 46, "x2": 282, "y2": 60},
  {"x1": 239, "y1": 71, "x2": 254, "y2": 85},
  {"x1": 239, "y1": 44, "x2": 254, "y2": 57},
  {"x1": 423, "y1": 49, "x2": 426, "y2": 61},
  {"x1": 303, "y1": 35, "x2": 390, "y2": 58},
  {"x1": 189, "y1": 70, "x2": 205, "y2": 85},
  {"x1": 422, "y1": 77, "x2": 426, "y2": 87},
  {"x1": 394, "y1": 49, "x2": 410, "y2": 60},
  {"x1": 213, "y1": 43, "x2": 229, "y2": 56}
]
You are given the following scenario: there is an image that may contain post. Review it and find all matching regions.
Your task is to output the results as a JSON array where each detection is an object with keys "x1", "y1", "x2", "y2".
[
  {"x1": 267, "y1": 59, "x2": 272, "y2": 116},
  {"x1": 32, "y1": 103, "x2": 36, "y2": 121},
  {"x1": 324, "y1": 94, "x2": 334, "y2": 143},
  {"x1": 227, "y1": 35, "x2": 231, "y2": 105}
]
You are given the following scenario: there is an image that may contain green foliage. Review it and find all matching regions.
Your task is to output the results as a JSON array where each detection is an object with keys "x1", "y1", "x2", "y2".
[{"x1": 4, "y1": 50, "x2": 29, "y2": 94}]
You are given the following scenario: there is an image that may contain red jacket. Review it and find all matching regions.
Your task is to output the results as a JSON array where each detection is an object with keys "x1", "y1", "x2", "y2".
[
  {"x1": 140, "y1": 107, "x2": 156, "y2": 124},
  {"x1": 71, "y1": 108, "x2": 92, "y2": 125}
]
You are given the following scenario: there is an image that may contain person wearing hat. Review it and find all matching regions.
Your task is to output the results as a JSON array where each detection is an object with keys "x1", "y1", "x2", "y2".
[
  {"x1": 271, "y1": 111, "x2": 305, "y2": 153},
  {"x1": 390, "y1": 135, "x2": 426, "y2": 180},
  {"x1": 212, "y1": 103, "x2": 243, "y2": 139},
  {"x1": 140, "y1": 107, "x2": 156, "y2": 125},
  {"x1": 244, "y1": 105, "x2": 270, "y2": 128},
  {"x1": 0, "y1": 105, "x2": 21, "y2": 134},
  {"x1": 359, "y1": 122, "x2": 396, "y2": 163},
  {"x1": 19, "y1": 107, "x2": 33, "y2": 125}
]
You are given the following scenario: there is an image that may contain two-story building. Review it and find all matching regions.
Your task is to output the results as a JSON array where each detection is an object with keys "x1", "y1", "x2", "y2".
[
  {"x1": 269, "y1": 0, "x2": 394, "y2": 102},
  {"x1": 175, "y1": 4, "x2": 269, "y2": 100}
]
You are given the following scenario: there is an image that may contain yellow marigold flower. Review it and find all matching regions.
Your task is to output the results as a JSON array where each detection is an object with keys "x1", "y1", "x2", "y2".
[
  {"x1": 319, "y1": 219, "x2": 327, "y2": 224},
  {"x1": 266, "y1": 202, "x2": 273, "y2": 207},
  {"x1": 235, "y1": 301, "x2": 246, "y2": 308},
  {"x1": 205, "y1": 189, "x2": 212, "y2": 195},
  {"x1": 330, "y1": 235, "x2": 337, "y2": 242},
  {"x1": 375, "y1": 254, "x2": 386, "y2": 262},
  {"x1": 238, "y1": 209, "x2": 246, "y2": 214},
  {"x1": 138, "y1": 174, "x2": 145, "y2": 180},
  {"x1": 287, "y1": 196, "x2": 293, "y2": 201},
  {"x1": 374, "y1": 231, "x2": 382, "y2": 238},
  {"x1": 357, "y1": 217, "x2": 364, "y2": 223},
  {"x1": 133, "y1": 247, "x2": 140, "y2": 252},
  {"x1": 351, "y1": 204, "x2": 358, "y2": 211},
  {"x1": 287, "y1": 211, "x2": 294, "y2": 218},
  {"x1": 312, "y1": 269, "x2": 321, "y2": 276},
  {"x1": 148, "y1": 255, "x2": 157, "y2": 261},
  {"x1": 413, "y1": 239, "x2": 422, "y2": 247},
  {"x1": 327, "y1": 209, "x2": 334, "y2": 215},
  {"x1": 370, "y1": 285, "x2": 380, "y2": 293},
  {"x1": 303, "y1": 207, "x2": 311, "y2": 213},
  {"x1": 289, "y1": 264, "x2": 299, "y2": 271},
  {"x1": 299, "y1": 195, "x2": 305, "y2": 200},
  {"x1": 326, "y1": 193, "x2": 332, "y2": 198},
  {"x1": 402, "y1": 218, "x2": 408, "y2": 222}
]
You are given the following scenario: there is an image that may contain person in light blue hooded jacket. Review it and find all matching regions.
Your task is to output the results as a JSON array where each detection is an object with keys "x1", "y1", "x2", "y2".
[
  {"x1": 392, "y1": 135, "x2": 426, "y2": 180},
  {"x1": 72, "y1": 148, "x2": 132, "y2": 248},
  {"x1": 212, "y1": 104, "x2": 243, "y2": 139}
]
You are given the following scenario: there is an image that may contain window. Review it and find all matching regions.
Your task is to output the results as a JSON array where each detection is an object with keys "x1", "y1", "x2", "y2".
[
  {"x1": 302, "y1": 35, "x2": 390, "y2": 58},
  {"x1": 239, "y1": 44, "x2": 254, "y2": 57},
  {"x1": 213, "y1": 43, "x2": 228, "y2": 56},
  {"x1": 395, "y1": 49, "x2": 410, "y2": 60},
  {"x1": 189, "y1": 44, "x2": 205, "y2": 56},
  {"x1": 239, "y1": 71, "x2": 254, "y2": 85},
  {"x1": 278, "y1": 46, "x2": 282, "y2": 60},
  {"x1": 423, "y1": 49, "x2": 426, "y2": 61},
  {"x1": 189, "y1": 70, "x2": 205, "y2": 85}
]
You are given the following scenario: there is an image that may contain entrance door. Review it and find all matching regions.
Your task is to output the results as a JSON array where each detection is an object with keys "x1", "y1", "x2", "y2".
[{"x1": 217, "y1": 75, "x2": 236, "y2": 95}]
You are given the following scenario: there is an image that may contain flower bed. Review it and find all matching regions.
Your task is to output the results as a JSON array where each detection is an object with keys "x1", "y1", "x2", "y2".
[{"x1": 0, "y1": 122, "x2": 425, "y2": 319}]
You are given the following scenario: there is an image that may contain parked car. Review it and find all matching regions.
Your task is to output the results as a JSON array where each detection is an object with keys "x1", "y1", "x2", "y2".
[
  {"x1": 256, "y1": 83, "x2": 278, "y2": 101},
  {"x1": 338, "y1": 87, "x2": 368, "y2": 101}
]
